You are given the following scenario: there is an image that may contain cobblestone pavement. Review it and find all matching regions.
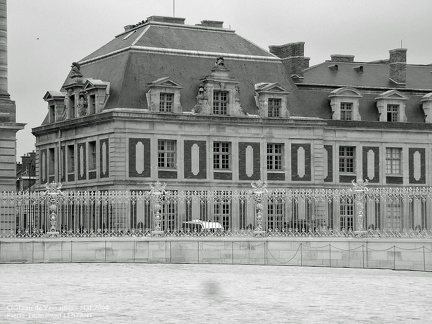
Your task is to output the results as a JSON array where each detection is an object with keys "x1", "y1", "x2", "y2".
[{"x1": 0, "y1": 263, "x2": 431, "y2": 323}]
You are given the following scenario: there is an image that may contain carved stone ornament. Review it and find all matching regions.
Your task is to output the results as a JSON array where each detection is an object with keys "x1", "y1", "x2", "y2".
[
  {"x1": 214, "y1": 56, "x2": 227, "y2": 70},
  {"x1": 70, "y1": 62, "x2": 83, "y2": 79},
  {"x1": 77, "y1": 95, "x2": 88, "y2": 117}
]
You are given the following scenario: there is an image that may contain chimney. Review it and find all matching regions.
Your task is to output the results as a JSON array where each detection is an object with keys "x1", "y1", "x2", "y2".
[
  {"x1": 124, "y1": 25, "x2": 134, "y2": 32},
  {"x1": 197, "y1": 20, "x2": 224, "y2": 28},
  {"x1": 330, "y1": 54, "x2": 355, "y2": 63},
  {"x1": 147, "y1": 16, "x2": 185, "y2": 25},
  {"x1": 389, "y1": 48, "x2": 407, "y2": 85},
  {"x1": 269, "y1": 42, "x2": 310, "y2": 79}
]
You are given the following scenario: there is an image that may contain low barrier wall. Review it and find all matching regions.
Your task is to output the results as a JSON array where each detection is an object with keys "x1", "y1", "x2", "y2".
[{"x1": 1, "y1": 238, "x2": 431, "y2": 272}]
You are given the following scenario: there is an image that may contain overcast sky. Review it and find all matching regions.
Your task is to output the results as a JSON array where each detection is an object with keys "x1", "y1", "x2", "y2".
[{"x1": 8, "y1": 0, "x2": 432, "y2": 160}]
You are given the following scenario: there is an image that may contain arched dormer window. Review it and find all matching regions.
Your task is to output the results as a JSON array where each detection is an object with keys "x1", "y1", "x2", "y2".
[
  {"x1": 146, "y1": 77, "x2": 182, "y2": 113},
  {"x1": 254, "y1": 83, "x2": 289, "y2": 118},
  {"x1": 329, "y1": 87, "x2": 362, "y2": 121},
  {"x1": 375, "y1": 89, "x2": 408, "y2": 122},
  {"x1": 421, "y1": 93, "x2": 432, "y2": 123}
]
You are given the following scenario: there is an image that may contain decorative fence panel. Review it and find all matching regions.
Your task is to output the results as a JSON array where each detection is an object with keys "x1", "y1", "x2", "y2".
[{"x1": 1, "y1": 182, "x2": 432, "y2": 238}]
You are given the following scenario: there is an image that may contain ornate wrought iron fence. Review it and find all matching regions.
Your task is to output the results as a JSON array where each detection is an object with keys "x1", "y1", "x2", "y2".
[{"x1": 1, "y1": 181, "x2": 432, "y2": 238}]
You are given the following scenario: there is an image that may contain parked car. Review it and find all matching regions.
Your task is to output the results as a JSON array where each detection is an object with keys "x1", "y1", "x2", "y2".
[{"x1": 182, "y1": 220, "x2": 223, "y2": 232}]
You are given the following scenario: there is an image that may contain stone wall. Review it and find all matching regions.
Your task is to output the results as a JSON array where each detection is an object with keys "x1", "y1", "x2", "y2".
[{"x1": 1, "y1": 237, "x2": 431, "y2": 271}]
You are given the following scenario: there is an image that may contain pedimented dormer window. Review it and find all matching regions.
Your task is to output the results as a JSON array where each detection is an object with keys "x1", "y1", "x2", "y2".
[
  {"x1": 192, "y1": 57, "x2": 246, "y2": 116},
  {"x1": 329, "y1": 87, "x2": 362, "y2": 121},
  {"x1": 82, "y1": 78, "x2": 110, "y2": 115},
  {"x1": 254, "y1": 83, "x2": 289, "y2": 118},
  {"x1": 375, "y1": 89, "x2": 408, "y2": 122},
  {"x1": 146, "y1": 77, "x2": 182, "y2": 113},
  {"x1": 421, "y1": 93, "x2": 432, "y2": 123},
  {"x1": 43, "y1": 91, "x2": 66, "y2": 123}
]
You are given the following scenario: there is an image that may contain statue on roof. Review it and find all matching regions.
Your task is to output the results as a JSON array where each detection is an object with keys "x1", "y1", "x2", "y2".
[
  {"x1": 70, "y1": 62, "x2": 83, "y2": 79},
  {"x1": 214, "y1": 56, "x2": 227, "y2": 70}
]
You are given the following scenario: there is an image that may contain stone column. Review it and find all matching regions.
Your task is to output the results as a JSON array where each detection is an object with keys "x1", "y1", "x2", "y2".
[{"x1": 0, "y1": 0, "x2": 8, "y2": 97}]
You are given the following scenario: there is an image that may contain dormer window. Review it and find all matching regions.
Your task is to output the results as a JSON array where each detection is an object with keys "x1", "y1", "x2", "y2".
[
  {"x1": 192, "y1": 57, "x2": 246, "y2": 117},
  {"x1": 254, "y1": 83, "x2": 289, "y2": 118},
  {"x1": 160, "y1": 93, "x2": 174, "y2": 112},
  {"x1": 376, "y1": 90, "x2": 407, "y2": 122},
  {"x1": 82, "y1": 78, "x2": 110, "y2": 115},
  {"x1": 213, "y1": 90, "x2": 228, "y2": 115},
  {"x1": 43, "y1": 91, "x2": 67, "y2": 123},
  {"x1": 329, "y1": 87, "x2": 362, "y2": 121},
  {"x1": 147, "y1": 77, "x2": 182, "y2": 113},
  {"x1": 268, "y1": 98, "x2": 281, "y2": 117},
  {"x1": 421, "y1": 93, "x2": 432, "y2": 123}
]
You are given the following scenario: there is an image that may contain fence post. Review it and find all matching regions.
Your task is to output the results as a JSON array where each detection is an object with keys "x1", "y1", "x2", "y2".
[
  {"x1": 149, "y1": 181, "x2": 166, "y2": 236},
  {"x1": 352, "y1": 179, "x2": 368, "y2": 236},
  {"x1": 45, "y1": 182, "x2": 63, "y2": 238},
  {"x1": 251, "y1": 180, "x2": 267, "y2": 236}
]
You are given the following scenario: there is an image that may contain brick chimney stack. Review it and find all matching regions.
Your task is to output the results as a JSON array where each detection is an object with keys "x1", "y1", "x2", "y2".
[
  {"x1": 269, "y1": 42, "x2": 310, "y2": 79},
  {"x1": 389, "y1": 48, "x2": 407, "y2": 85}
]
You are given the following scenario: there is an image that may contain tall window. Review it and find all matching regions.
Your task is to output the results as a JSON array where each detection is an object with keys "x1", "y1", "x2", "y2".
[
  {"x1": 67, "y1": 145, "x2": 75, "y2": 173},
  {"x1": 268, "y1": 202, "x2": 284, "y2": 230},
  {"x1": 162, "y1": 199, "x2": 177, "y2": 231},
  {"x1": 48, "y1": 148, "x2": 55, "y2": 176},
  {"x1": 213, "y1": 142, "x2": 231, "y2": 170},
  {"x1": 160, "y1": 93, "x2": 174, "y2": 112},
  {"x1": 339, "y1": 146, "x2": 355, "y2": 173},
  {"x1": 340, "y1": 102, "x2": 353, "y2": 121},
  {"x1": 268, "y1": 98, "x2": 281, "y2": 117},
  {"x1": 387, "y1": 104, "x2": 399, "y2": 122},
  {"x1": 387, "y1": 201, "x2": 401, "y2": 230},
  {"x1": 213, "y1": 91, "x2": 228, "y2": 115},
  {"x1": 340, "y1": 200, "x2": 354, "y2": 230},
  {"x1": 214, "y1": 201, "x2": 230, "y2": 230},
  {"x1": 158, "y1": 140, "x2": 176, "y2": 169},
  {"x1": 88, "y1": 141, "x2": 97, "y2": 171},
  {"x1": 267, "y1": 143, "x2": 283, "y2": 170},
  {"x1": 69, "y1": 95, "x2": 75, "y2": 118},
  {"x1": 49, "y1": 105, "x2": 55, "y2": 123},
  {"x1": 89, "y1": 94, "x2": 96, "y2": 114},
  {"x1": 386, "y1": 148, "x2": 402, "y2": 175}
]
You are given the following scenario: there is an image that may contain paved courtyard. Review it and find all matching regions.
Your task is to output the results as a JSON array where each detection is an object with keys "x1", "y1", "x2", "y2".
[{"x1": 0, "y1": 263, "x2": 431, "y2": 323}]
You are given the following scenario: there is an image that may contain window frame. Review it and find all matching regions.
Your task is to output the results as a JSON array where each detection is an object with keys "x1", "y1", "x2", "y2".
[
  {"x1": 158, "y1": 139, "x2": 177, "y2": 169},
  {"x1": 339, "y1": 146, "x2": 355, "y2": 174},
  {"x1": 213, "y1": 90, "x2": 229, "y2": 115},
  {"x1": 387, "y1": 104, "x2": 399, "y2": 122},
  {"x1": 268, "y1": 98, "x2": 281, "y2": 117},
  {"x1": 386, "y1": 147, "x2": 402, "y2": 175},
  {"x1": 159, "y1": 93, "x2": 174, "y2": 112},
  {"x1": 213, "y1": 142, "x2": 231, "y2": 170},
  {"x1": 340, "y1": 102, "x2": 353, "y2": 121},
  {"x1": 267, "y1": 143, "x2": 283, "y2": 171}
]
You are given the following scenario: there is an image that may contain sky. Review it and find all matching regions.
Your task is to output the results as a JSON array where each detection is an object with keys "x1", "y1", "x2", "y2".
[{"x1": 8, "y1": 0, "x2": 432, "y2": 160}]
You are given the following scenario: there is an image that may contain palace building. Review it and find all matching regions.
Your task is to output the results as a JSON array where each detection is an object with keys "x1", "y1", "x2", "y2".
[{"x1": 31, "y1": 16, "x2": 432, "y2": 231}]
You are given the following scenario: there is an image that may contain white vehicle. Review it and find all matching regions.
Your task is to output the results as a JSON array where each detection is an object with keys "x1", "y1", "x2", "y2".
[{"x1": 182, "y1": 219, "x2": 223, "y2": 232}]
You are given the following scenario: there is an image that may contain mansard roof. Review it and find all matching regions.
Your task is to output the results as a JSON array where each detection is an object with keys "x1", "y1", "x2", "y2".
[
  {"x1": 302, "y1": 61, "x2": 432, "y2": 90},
  {"x1": 57, "y1": 16, "x2": 304, "y2": 117}
]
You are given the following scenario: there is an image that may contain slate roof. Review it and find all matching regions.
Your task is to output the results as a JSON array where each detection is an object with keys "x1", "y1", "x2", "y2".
[
  {"x1": 302, "y1": 61, "x2": 432, "y2": 90},
  {"x1": 52, "y1": 17, "x2": 306, "y2": 124},
  {"x1": 297, "y1": 59, "x2": 432, "y2": 122}
]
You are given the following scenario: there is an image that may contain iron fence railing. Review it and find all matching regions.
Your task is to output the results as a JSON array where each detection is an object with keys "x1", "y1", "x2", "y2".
[{"x1": 1, "y1": 181, "x2": 432, "y2": 238}]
